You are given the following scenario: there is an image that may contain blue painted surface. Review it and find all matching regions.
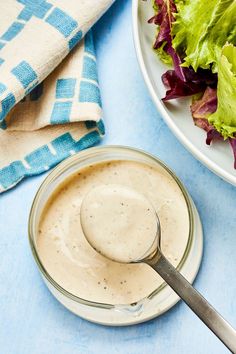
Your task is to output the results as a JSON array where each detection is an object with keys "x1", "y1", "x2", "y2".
[{"x1": 0, "y1": 1, "x2": 236, "y2": 353}]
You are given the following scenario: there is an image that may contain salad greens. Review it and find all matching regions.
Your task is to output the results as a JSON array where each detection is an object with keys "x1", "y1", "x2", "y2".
[
  {"x1": 209, "y1": 44, "x2": 236, "y2": 139},
  {"x1": 149, "y1": 0, "x2": 236, "y2": 167},
  {"x1": 173, "y1": 0, "x2": 236, "y2": 72}
]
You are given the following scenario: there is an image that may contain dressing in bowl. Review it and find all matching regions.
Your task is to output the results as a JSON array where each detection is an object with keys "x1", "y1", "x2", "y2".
[{"x1": 29, "y1": 146, "x2": 203, "y2": 325}]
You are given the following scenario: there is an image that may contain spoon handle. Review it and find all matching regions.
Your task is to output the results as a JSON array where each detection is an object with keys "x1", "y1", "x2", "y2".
[{"x1": 151, "y1": 253, "x2": 236, "y2": 353}]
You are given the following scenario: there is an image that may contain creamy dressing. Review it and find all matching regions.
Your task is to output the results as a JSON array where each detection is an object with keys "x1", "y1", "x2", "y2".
[
  {"x1": 37, "y1": 160, "x2": 190, "y2": 305},
  {"x1": 81, "y1": 184, "x2": 158, "y2": 263}
]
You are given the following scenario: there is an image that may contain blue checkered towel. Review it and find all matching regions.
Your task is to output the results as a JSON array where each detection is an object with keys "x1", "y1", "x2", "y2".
[{"x1": 0, "y1": 0, "x2": 114, "y2": 193}]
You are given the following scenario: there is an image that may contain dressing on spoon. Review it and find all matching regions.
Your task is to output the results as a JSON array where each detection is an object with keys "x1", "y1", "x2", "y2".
[{"x1": 80, "y1": 184, "x2": 158, "y2": 263}]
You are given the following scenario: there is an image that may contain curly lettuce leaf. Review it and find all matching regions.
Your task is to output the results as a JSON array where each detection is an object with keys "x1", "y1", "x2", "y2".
[
  {"x1": 208, "y1": 44, "x2": 236, "y2": 139},
  {"x1": 172, "y1": 0, "x2": 236, "y2": 72},
  {"x1": 155, "y1": 41, "x2": 173, "y2": 65}
]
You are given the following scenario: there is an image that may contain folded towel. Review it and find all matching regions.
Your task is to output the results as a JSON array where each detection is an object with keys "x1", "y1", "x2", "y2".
[{"x1": 0, "y1": 0, "x2": 114, "y2": 193}]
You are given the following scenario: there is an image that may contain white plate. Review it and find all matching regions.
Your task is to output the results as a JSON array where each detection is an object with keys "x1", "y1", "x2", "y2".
[{"x1": 132, "y1": 0, "x2": 236, "y2": 186}]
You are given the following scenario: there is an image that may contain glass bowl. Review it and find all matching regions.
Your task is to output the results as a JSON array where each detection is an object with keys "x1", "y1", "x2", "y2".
[{"x1": 28, "y1": 145, "x2": 203, "y2": 326}]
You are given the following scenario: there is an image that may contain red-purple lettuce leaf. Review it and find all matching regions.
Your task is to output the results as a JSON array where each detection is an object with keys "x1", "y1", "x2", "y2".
[
  {"x1": 191, "y1": 87, "x2": 217, "y2": 124},
  {"x1": 191, "y1": 87, "x2": 236, "y2": 168},
  {"x1": 148, "y1": 0, "x2": 186, "y2": 81},
  {"x1": 162, "y1": 68, "x2": 217, "y2": 101}
]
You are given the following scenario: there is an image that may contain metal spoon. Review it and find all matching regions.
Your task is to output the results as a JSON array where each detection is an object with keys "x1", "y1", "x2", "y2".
[
  {"x1": 80, "y1": 185, "x2": 236, "y2": 353},
  {"x1": 143, "y1": 214, "x2": 236, "y2": 353}
]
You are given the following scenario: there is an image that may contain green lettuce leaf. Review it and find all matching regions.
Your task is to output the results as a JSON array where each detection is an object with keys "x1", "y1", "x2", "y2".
[
  {"x1": 172, "y1": 0, "x2": 236, "y2": 72},
  {"x1": 208, "y1": 44, "x2": 236, "y2": 139},
  {"x1": 155, "y1": 41, "x2": 173, "y2": 65}
]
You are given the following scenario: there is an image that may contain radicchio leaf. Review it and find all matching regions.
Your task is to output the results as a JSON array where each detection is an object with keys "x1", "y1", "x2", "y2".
[
  {"x1": 191, "y1": 87, "x2": 217, "y2": 124},
  {"x1": 191, "y1": 87, "x2": 221, "y2": 142},
  {"x1": 162, "y1": 68, "x2": 217, "y2": 101},
  {"x1": 148, "y1": 0, "x2": 186, "y2": 81},
  {"x1": 206, "y1": 129, "x2": 223, "y2": 146},
  {"x1": 191, "y1": 86, "x2": 236, "y2": 168}
]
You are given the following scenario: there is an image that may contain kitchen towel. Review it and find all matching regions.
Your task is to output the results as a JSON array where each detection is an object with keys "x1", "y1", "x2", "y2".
[{"x1": 0, "y1": 0, "x2": 114, "y2": 193}]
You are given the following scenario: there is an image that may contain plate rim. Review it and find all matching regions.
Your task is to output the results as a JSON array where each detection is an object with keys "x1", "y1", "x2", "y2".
[{"x1": 132, "y1": 0, "x2": 236, "y2": 187}]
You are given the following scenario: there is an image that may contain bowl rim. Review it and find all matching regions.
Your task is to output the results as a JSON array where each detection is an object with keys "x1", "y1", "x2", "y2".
[{"x1": 28, "y1": 145, "x2": 194, "y2": 310}]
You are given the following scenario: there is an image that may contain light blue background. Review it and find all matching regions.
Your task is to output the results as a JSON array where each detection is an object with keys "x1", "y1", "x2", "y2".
[{"x1": 1, "y1": 1, "x2": 236, "y2": 353}]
